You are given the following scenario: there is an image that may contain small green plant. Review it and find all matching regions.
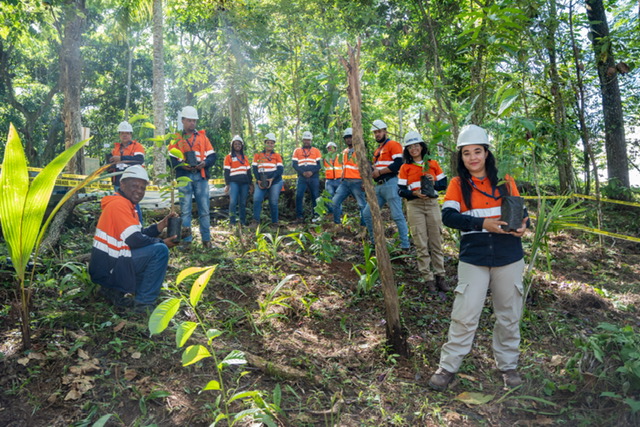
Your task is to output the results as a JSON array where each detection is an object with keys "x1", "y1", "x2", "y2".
[
  {"x1": 313, "y1": 190, "x2": 333, "y2": 218},
  {"x1": 149, "y1": 266, "x2": 278, "y2": 426},
  {"x1": 568, "y1": 322, "x2": 640, "y2": 414},
  {"x1": 246, "y1": 226, "x2": 306, "y2": 260},
  {"x1": 257, "y1": 274, "x2": 296, "y2": 323},
  {"x1": 352, "y1": 242, "x2": 379, "y2": 294},
  {"x1": 301, "y1": 230, "x2": 341, "y2": 263}
]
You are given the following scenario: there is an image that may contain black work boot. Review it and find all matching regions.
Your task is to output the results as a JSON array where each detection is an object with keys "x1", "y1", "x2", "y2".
[
  {"x1": 435, "y1": 275, "x2": 450, "y2": 292},
  {"x1": 501, "y1": 369, "x2": 523, "y2": 388},
  {"x1": 428, "y1": 367, "x2": 455, "y2": 391}
]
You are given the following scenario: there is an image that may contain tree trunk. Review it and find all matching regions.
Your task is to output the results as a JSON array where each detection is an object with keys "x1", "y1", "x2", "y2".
[
  {"x1": 585, "y1": 0, "x2": 629, "y2": 193},
  {"x1": 340, "y1": 42, "x2": 408, "y2": 357},
  {"x1": 545, "y1": 0, "x2": 575, "y2": 194},
  {"x1": 60, "y1": 0, "x2": 86, "y2": 175},
  {"x1": 152, "y1": 0, "x2": 167, "y2": 181},
  {"x1": 125, "y1": 37, "x2": 133, "y2": 121}
]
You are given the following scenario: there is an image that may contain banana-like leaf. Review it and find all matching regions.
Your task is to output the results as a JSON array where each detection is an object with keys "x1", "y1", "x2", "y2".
[
  {"x1": 0, "y1": 124, "x2": 89, "y2": 279},
  {"x1": 0, "y1": 124, "x2": 29, "y2": 280}
]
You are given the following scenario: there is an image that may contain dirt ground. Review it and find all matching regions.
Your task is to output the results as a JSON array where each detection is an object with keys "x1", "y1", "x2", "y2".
[{"x1": 1, "y1": 199, "x2": 639, "y2": 426}]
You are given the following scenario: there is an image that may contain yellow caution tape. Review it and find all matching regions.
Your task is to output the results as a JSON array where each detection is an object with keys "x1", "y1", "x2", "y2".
[{"x1": 562, "y1": 223, "x2": 640, "y2": 243}]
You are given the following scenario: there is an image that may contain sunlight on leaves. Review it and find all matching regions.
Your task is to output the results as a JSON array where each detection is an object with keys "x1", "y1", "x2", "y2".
[
  {"x1": 148, "y1": 298, "x2": 181, "y2": 335},
  {"x1": 176, "y1": 266, "x2": 211, "y2": 285},
  {"x1": 190, "y1": 265, "x2": 216, "y2": 307},
  {"x1": 182, "y1": 345, "x2": 212, "y2": 366},
  {"x1": 202, "y1": 380, "x2": 221, "y2": 391},
  {"x1": 176, "y1": 321, "x2": 198, "y2": 348},
  {"x1": 217, "y1": 350, "x2": 246, "y2": 370}
]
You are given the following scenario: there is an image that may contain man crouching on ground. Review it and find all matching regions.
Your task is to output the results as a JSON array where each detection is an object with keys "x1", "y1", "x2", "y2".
[{"x1": 89, "y1": 165, "x2": 177, "y2": 313}]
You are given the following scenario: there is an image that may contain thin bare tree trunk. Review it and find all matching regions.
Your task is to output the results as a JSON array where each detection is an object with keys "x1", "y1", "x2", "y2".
[
  {"x1": 125, "y1": 37, "x2": 133, "y2": 120},
  {"x1": 152, "y1": 0, "x2": 166, "y2": 181},
  {"x1": 340, "y1": 42, "x2": 408, "y2": 357},
  {"x1": 60, "y1": 0, "x2": 86, "y2": 174}
]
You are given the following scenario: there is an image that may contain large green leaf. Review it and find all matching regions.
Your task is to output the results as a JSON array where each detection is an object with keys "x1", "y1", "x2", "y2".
[
  {"x1": 176, "y1": 321, "x2": 198, "y2": 348},
  {"x1": 0, "y1": 124, "x2": 30, "y2": 279},
  {"x1": 176, "y1": 266, "x2": 210, "y2": 285},
  {"x1": 190, "y1": 266, "x2": 216, "y2": 307},
  {"x1": 182, "y1": 344, "x2": 211, "y2": 366},
  {"x1": 202, "y1": 380, "x2": 221, "y2": 391},
  {"x1": 217, "y1": 350, "x2": 246, "y2": 370},
  {"x1": 148, "y1": 298, "x2": 181, "y2": 335}
]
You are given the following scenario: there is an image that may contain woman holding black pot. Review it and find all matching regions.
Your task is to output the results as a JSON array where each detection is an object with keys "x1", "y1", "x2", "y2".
[
  {"x1": 428, "y1": 124, "x2": 529, "y2": 391},
  {"x1": 398, "y1": 130, "x2": 448, "y2": 293}
]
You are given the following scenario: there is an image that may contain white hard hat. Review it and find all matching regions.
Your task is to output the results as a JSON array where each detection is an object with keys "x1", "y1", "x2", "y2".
[
  {"x1": 302, "y1": 131, "x2": 313, "y2": 140},
  {"x1": 403, "y1": 130, "x2": 424, "y2": 147},
  {"x1": 457, "y1": 124, "x2": 489, "y2": 148},
  {"x1": 370, "y1": 119, "x2": 388, "y2": 131},
  {"x1": 120, "y1": 165, "x2": 149, "y2": 182},
  {"x1": 343, "y1": 128, "x2": 353, "y2": 137},
  {"x1": 264, "y1": 132, "x2": 276, "y2": 142},
  {"x1": 232, "y1": 135, "x2": 243, "y2": 143},
  {"x1": 181, "y1": 106, "x2": 199, "y2": 120},
  {"x1": 326, "y1": 141, "x2": 337, "y2": 149},
  {"x1": 117, "y1": 121, "x2": 133, "y2": 133}
]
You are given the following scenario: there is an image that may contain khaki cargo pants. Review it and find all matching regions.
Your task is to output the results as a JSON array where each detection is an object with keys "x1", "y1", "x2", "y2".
[
  {"x1": 406, "y1": 197, "x2": 445, "y2": 281},
  {"x1": 439, "y1": 259, "x2": 525, "y2": 373}
]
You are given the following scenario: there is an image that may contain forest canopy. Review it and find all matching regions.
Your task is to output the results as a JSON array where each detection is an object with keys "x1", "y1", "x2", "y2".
[{"x1": 0, "y1": 0, "x2": 639, "y2": 196}]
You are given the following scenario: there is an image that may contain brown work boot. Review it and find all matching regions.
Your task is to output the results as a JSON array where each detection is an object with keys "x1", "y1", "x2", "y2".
[
  {"x1": 428, "y1": 367, "x2": 455, "y2": 391},
  {"x1": 424, "y1": 280, "x2": 436, "y2": 293},
  {"x1": 435, "y1": 275, "x2": 450, "y2": 292},
  {"x1": 501, "y1": 369, "x2": 522, "y2": 388}
]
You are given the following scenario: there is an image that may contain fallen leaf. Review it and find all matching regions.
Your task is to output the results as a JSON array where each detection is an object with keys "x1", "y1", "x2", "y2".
[
  {"x1": 64, "y1": 389, "x2": 82, "y2": 401},
  {"x1": 124, "y1": 369, "x2": 137, "y2": 381},
  {"x1": 78, "y1": 349, "x2": 90, "y2": 360},
  {"x1": 131, "y1": 352, "x2": 141, "y2": 359},
  {"x1": 113, "y1": 321, "x2": 126, "y2": 332},
  {"x1": 28, "y1": 352, "x2": 45, "y2": 360},
  {"x1": 17, "y1": 357, "x2": 29, "y2": 366},
  {"x1": 535, "y1": 416, "x2": 556, "y2": 425},
  {"x1": 47, "y1": 393, "x2": 59, "y2": 403},
  {"x1": 457, "y1": 373, "x2": 478, "y2": 382},
  {"x1": 455, "y1": 391, "x2": 494, "y2": 406},
  {"x1": 549, "y1": 355, "x2": 564, "y2": 367}
]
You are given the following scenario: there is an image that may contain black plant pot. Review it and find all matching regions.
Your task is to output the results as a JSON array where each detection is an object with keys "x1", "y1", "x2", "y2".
[
  {"x1": 167, "y1": 217, "x2": 182, "y2": 243},
  {"x1": 500, "y1": 196, "x2": 525, "y2": 232},
  {"x1": 420, "y1": 176, "x2": 438, "y2": 198}
]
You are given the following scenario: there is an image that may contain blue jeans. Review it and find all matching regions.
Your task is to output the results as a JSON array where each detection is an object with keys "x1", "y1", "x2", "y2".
[
  {"x1": 362, "y1": 176, "x2": 410, "y2": 249},
  {"x1": 332, "y1": 179, "x2": 367, "y2": 225},
  {"x1": 253, "y1": 179, "x2": 283, "y2": 223},
  {"x1": 295, "y1": 175, "x2": 320, "y2": 219},
  {"x1": 179, "y1": 172, "x2": 211, "y2": 242},
  {"x1": 132, "y1": 242, "x2": 169, "y2": 304},
  {"x1": 228, "y1": 181, "x2": 249, "y2": 225},
  {"x1": 325, "y1": 179, "x2": 341, "y2": 197}
]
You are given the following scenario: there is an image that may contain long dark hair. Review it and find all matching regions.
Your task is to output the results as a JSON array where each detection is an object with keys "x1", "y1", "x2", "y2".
[
  {"x1": 402, "y1": 142, "x2": 429, "y2": 164},
  {"x1": 457, "y1": 145, "x2": 508, "y2": 210}
]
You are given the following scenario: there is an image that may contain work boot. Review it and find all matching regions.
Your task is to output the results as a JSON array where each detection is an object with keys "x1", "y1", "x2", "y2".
[
  {"x1": 435, "y1": 275, "x2": 450, "y2": 292},
  {"x1": 428, "y1": 367, "x2": 455, "y2": 391},
  {"x1": 202, "y1": 241, "x2": 212, "y2": 249},
  {"x1": 501, "y1": 369, "x2": 522, "y2": 388},
  {"x1": 425, "y1": 280, "x2": 437, "y2": 293}
]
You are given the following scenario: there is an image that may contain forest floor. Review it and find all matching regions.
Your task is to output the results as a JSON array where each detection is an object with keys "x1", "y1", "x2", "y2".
[{"x1": 1, "y1": 195, "x2": 640, "y2": 426}]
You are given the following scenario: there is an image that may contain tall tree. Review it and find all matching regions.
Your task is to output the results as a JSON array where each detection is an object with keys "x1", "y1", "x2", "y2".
[
  {"x1": 152, "y1": 0, "x2": 166, "y2": 179},
  {"x1": 585, "y1": 0, "x2": 629, "y2": 193},
  {"x1": 56, "y1": 0, "x2": 87, "y2": 174}
]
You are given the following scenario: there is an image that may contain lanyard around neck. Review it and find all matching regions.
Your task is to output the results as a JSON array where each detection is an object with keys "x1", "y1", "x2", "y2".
[{"x1": 469, "y1": 178, "x2": 501, "y2": 200}]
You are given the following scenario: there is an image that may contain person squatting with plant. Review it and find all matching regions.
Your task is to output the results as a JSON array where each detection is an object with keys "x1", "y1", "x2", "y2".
[
  {"x1": 108, "y1": 121, "x2": 145, "y2": 191},
  {"x1": 397, "y1": 130, "x2": 449, "y2": 293},
  {"x1": 89, "y1": 165, "x2": 178, "y2": 314},
  {"x1": 252, "y1": 133, "x2": 284, "y2": 225},
  {"x1": 362, "y1": 119, "x2": 411, "y2": 250},
  {"x1": 428, "y1": 124, "x2": 530, "y2": 391},
  {"x1": 292, "y1": 131, "x2": 322, "y2": 223},
  {"x1": 169, "y1": 106, "x2": 217, "y2": 248},
  {"x1": 223, "y1": 135, "x2": 252, "y2": 226}
]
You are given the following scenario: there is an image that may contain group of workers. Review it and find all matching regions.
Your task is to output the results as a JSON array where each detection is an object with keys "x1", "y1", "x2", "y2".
[{"x1": 88, "y1": 105, "x2": 530, "y2": 391}]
